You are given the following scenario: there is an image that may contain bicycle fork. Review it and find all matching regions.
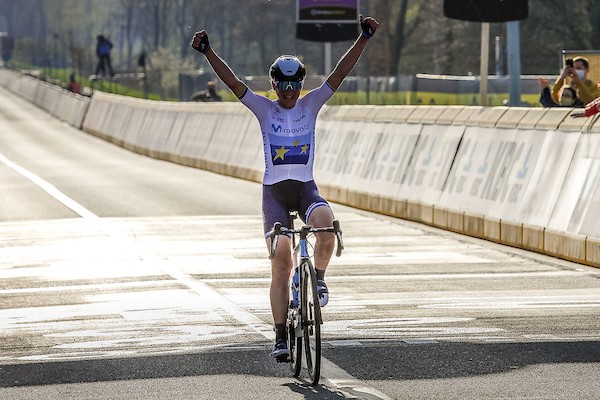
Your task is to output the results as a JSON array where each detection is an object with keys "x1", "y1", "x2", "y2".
[
  {"x1": 290, "y1": 266, "x2": 302, "y2": 337},
  {"x1": 290, "y1": 231, "x2": 311, "y2": 337}
]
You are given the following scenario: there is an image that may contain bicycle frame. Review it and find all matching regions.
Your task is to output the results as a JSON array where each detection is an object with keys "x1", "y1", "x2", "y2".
[
  {"x1": 266, "y1": 214, "x2": 343, "y2": 384},
  {"x1": 290, "y1": 225, "x2": 310, "y2": 299}
]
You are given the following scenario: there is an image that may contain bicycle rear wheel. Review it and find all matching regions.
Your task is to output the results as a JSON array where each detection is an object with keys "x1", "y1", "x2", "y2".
[{"x1": 301, "y1": 260, "x2": 322, "y2": 385}]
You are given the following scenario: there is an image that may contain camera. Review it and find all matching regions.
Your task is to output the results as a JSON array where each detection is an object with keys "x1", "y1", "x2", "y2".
[{"x1": 566, "y1": 58, "x2": 574, "y2": 67}]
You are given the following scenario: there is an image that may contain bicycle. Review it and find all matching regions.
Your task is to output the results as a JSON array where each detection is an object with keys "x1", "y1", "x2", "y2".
[{"x1": 266, "y1": 212, "x2": 344, "y2": 385}]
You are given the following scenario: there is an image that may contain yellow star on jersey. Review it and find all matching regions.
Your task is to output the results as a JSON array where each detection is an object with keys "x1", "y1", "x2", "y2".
[
  {"x1": 300, "y1": 144, "x2": 309, "y2": 154},
  {"x1": 292, "y1": 140, "x2": 300, "y2": 147},
  {"x1": 273, "y1": 145, "x2": 290, "y2": 161}
]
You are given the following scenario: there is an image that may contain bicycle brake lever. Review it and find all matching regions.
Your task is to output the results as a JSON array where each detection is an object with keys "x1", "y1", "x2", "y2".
[
  {"x1": 269, "y1": 235, "x2": 278, "y2": 259},
  {"x1": 269, "y1": 222, "x2": 282, "y2": 259},
  {"x1": 333, "y1": 220, "x2": 344, "y2": 257}
]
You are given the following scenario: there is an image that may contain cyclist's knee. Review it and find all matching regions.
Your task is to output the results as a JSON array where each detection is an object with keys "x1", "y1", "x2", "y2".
[
  {"x1": 308, "y1": 205, "x2": 333, "y2": 228},
  {"x1": 316, "y1": 231, "x2": 335, "y2": 251}
]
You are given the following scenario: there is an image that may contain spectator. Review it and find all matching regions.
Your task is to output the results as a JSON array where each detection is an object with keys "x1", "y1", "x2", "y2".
[
  {"x1": 190, "y1": 81, "x2": 222, "y2": 102},
  {"x1": 95, "y1": 34, "x2": 114, "y2": 78},
  {"x1": 552, "y1": 56, "x2": 600, "y2": 104},
  {"x1": 538, "y1": 78, "x2": 583, "y2": 108},
  {"x1": 66, "y1": 72, "x2": 81, "y2": 94}
]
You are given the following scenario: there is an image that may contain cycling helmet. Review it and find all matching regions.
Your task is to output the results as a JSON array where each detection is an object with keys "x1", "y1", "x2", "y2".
[{"x1": 269, "y1": 55, "x2": 306, "y2": 82}]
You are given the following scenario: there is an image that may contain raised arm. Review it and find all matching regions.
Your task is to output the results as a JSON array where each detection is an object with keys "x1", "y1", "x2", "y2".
[
  {"x1": 191, "y1": 30, "x2": 247, "y2": 98},
  {"x1": 571, "y1": 97, "x2": 600, "y2": 118},
  {"x1": 326, "y1": 15, "x2": 379, "y2": 91}
]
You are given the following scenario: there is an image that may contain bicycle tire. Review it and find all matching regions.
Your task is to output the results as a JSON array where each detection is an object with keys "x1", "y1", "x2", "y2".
[
  {"x1": 301, "y1": 260, "x2": 321, "y2": 385},
  {"x1": 287, "y1": 304, "x2": 302, "y2": 377}
]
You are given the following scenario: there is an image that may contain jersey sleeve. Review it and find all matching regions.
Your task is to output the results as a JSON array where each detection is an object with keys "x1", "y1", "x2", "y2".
[
  {"x1": 302, "y1": 82, "x2": 335, "y2": 114},
  {"x1": 239, "y1": 86, "x2": 272, "y2": 121}
]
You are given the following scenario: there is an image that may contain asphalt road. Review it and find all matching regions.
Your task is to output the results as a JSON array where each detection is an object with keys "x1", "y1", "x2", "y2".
[{"x1": 1, "y1": 85, "x2": 599, "y2": 400}]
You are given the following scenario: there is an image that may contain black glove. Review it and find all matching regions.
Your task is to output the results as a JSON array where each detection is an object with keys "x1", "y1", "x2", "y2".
[
  {"x1": 191, "y1": 32, "x2": 211, "y2": 54},
  {"x1": 361, "y1": 18, "x2": 375, "y2": 38}
]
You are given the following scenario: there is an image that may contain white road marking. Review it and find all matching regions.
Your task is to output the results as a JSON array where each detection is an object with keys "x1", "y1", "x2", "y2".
[
  {"x1": 0, "y1": 151, "x2": 98, "y2": 219},
  {"x1": 194, "y1": 269, "x2": 597, "y2": 283},
  {"x1": 0, "y1": 280, "x2": 179, "y2": 294},
  {"x1": 329, "y1": 340, "x2": 363, "y2": 347},
  {"x1": 421, "y1": 299, "x2": 600, "y2": 309},
  {"x1": 0, "y1": 153, "x2": 394, "y2": 399},
  {"x1": 325, "y1": 317, "x2": 504, "y2": 338},
  {"x1": 403, "y1": 339, "x2": 440, "y2": 344}
]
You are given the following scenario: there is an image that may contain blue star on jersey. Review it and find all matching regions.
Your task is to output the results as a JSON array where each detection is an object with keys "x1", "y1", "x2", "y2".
[{"x1": 269, "y1": 132, "x2": 311, "y2": 165}]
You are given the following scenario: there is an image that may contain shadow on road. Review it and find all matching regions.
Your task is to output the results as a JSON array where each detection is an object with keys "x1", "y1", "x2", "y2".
[
  {"x1": 283, "y1": 381, "x2": 355, "y2": 399},
  {"x1": 2, "y1": 340, "x2": 599, "y2": 390},
  {"x1": 324, "y1": 340, "x2": 600, "y2": 380},
  {"x1": 0, "y1": 346, "x2": 292, "y2": 388}
]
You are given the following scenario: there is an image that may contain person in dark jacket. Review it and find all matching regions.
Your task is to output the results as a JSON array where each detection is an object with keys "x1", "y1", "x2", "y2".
[
  {"x1": 538, "y1": 78, "x2": 583, "y2": 108},
  {"x1": 190, "y1": 81, "x2": 222, "y2": 102},
  {"x1": 95, "y1": 34, "x2": 114, "y2": 78}
]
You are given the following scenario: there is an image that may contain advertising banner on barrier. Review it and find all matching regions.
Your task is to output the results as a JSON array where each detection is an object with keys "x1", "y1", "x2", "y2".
[
  {"x1": 329, "y1": 120, "x2": 365, "y2": 186},
  {"x1": 517, "y1": 130, "x2": 581, "y2": 227},
  {"x1": 397, "y1": 124, "x2": 465, "y2": 205},
  {"x1": 315, "y1": 120, "x2": 423, "y2": 198},
  {"x1": 579, "y1": 177, "x2": 600, "y2": 237},
  {"x1": 440, "y1": 126, "x2": 517, "y2": 216},
  {"x1": 365, "y1": 123, "x2": 422, "y2": 198},
  {"x1": 313, "y1": 119, "x2": 337, "y2": 183},
  {"x1": 439, "y1": 126, "x2": 546, "y2": 220},
  {"x1": 334, "y1": 120, "x2": 384, "y2": 190},
  {"x1": 314, "y1": 119, "x2": 356, "y2": 187},
  {"x1": 549, "y1": 133, "x2": 600, "y2": 235}
]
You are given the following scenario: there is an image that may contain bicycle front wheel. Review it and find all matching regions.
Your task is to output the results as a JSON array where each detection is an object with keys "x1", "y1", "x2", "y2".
[
  {"x1": 287, "y1": 306, "x2": 302, "y2": 377},
  {"x1": 301, "y1": 260, "x2": 322, "y2": 385}
]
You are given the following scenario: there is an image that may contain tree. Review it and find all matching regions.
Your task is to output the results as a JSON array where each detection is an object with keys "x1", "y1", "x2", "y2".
[
  {"x1": 388, "y1": 0, "x2": 411, "y2": 76},
  {"x1": 2, "y1": 0, "x2": 600, "y2": 82},
  {"x1": 118, "y1": 0, "x2": 137, "y2": 71},
  {"x1": 520, "y1": 0, "x2": 592, "y2": 74}
]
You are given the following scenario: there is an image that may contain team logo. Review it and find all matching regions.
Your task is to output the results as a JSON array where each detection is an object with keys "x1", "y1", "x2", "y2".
[{"x1": 269, "y1": 132, "x2": 311, "y2": 165}]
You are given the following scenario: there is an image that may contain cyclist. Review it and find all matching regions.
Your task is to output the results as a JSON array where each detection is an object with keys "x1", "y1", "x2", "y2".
[{"x1": 191, "y1": 15, "x2": 378, "y2": 359}]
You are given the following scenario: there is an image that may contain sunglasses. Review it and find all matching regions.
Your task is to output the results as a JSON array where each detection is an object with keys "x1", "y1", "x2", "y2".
[{"x1": 274, "y1": 80, "x2": 303, "y2": 91}]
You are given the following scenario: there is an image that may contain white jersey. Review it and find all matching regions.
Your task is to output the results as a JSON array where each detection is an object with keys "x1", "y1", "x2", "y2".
[{"x1": 240, "y1": 83, "x2": 335, "y2": 185}]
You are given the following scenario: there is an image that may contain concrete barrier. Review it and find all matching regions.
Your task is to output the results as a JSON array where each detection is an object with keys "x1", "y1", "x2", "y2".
[
  {"x1": 0, "y1": 68, "x2": 90, "y2": 128},
  {"x1": 77, "y1": 92, "x2": 600, "y2": 268},
  {"x1": 2, "y1": 69, "x2": 600, "y2": 269},
  {"x1": 548, "y1": 132, "x2": 600, "y2": 237},
  {"x1": 83, "y1": 91, "x2": 264, "y2": 183}
]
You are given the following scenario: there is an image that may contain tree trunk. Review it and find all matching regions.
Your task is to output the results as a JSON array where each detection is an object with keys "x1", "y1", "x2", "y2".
[{"x1": 389, "y1": 0, "x2": 408, "y2": 76}]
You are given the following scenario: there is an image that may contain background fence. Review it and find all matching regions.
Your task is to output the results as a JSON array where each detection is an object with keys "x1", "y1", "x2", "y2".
[{"x1": 179, "y1": 73, "x2": 551, "y2": 106}]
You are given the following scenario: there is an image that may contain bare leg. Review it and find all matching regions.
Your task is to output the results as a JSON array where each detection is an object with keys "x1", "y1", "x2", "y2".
[
  {"x1": 267, "y1": 235, "x2": 293, "y2": 325},
  {"x1": 308, "y1": 206, "x2": 335, "y2": 272}
]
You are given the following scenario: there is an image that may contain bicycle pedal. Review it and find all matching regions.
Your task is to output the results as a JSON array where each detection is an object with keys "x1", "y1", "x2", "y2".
[{"x1": 276, "y1": 354, "x2": 291, "y2": 363}]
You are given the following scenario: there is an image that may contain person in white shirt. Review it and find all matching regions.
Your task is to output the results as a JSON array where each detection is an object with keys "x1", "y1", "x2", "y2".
[{"x1": 191, "y1": 15, "x2": 379, "y2": 359}]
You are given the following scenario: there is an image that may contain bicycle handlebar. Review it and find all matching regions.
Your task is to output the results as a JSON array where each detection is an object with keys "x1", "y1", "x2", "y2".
[{"x1": 266, "y1": 220, "x2": 344, "y2": 259}]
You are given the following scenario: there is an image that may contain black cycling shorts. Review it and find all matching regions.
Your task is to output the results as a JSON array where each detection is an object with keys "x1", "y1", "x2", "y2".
[{"x1": 262, "y1": 180, "x2": 330, "y2": 233}]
